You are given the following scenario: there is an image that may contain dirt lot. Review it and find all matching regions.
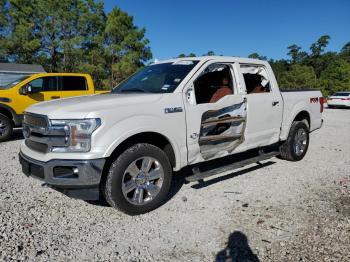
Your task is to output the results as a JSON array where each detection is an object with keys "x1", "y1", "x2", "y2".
[{"x1": 0, "y1": 108, "x2": 349, "y2": 261}]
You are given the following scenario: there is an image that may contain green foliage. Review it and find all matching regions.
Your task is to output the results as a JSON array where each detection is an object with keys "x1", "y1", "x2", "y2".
[
  {"x1": 248, "y1": 53, "x2": 267, "y2": 60},
  {"x1": 340, "y1": 42, "x2": 350, "y2": 63},
  {"x1": 176, "y1": 52, "x2": 198, "y2": 58},
  {"x1": 279, "y1": 64, "x2": 317, "y2": 89},
  {"x1": 269, "y1": 35, "x2": 350, "y2": 96},
  {"x1": 287, "y1": 44, "x2": 307, "y2": 63},
  {"x1": 310, "y1": 35, "x2": 330, "y2": 57},
  {"x1": 319, "y1": 59, "x2": 350, "y2": 96},
  {"x1": 1, "y1": 0, "x2": 152, "y2": 89},
  {"x1": 269, "y1": 59, "x2": 289, "y2": 83},
  {"x1": 204, "y1": 51, "x2": 215, "y2": 56},
  {"x1": 103, "y1": 7, "x2": 151, "y2": 87}
]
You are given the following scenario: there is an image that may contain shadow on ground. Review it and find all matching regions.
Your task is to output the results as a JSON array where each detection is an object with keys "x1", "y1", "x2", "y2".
[
  {"x1": 215, "y1": 231, "x2": 259, "y2": 262},
  {"x1": 87, "y1": 149, "x2": 277, "y2": 210},
  {"x1": 8, "y1": 128, "x2": 23, "y2": 142}
]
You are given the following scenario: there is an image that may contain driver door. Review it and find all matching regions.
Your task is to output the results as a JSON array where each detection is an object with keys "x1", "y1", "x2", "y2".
[
  {"x1": 17, "y1": 76, "x2": 58, "y2": 114},
  {"x1": 184, "y1": 62, "x2": 247, "y2": 164}
]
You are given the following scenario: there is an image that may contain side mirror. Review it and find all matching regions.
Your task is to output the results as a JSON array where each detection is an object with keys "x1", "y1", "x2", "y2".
[
  {"x1": 20, "y1": 85, "x2": 31, "y2": 95},
  {"x1": 20, "y1": 84, "x2": 40, "y2": 95}
]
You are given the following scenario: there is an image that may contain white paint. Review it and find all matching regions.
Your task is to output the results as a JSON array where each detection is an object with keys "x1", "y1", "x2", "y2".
[{"x1": 21, "y1": 56, "x2": 323, "y2": 171}]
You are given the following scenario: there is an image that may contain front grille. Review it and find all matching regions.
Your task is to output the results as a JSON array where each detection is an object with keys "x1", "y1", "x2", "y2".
[
  {"x1": 23, "y1": 113, "x2": 48, "y2": 128},
  {"x1": 23, "y1": 113, "x2": 68, "y2": 153}
]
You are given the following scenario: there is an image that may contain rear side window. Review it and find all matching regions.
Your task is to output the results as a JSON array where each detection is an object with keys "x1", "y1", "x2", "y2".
[
  {"x1": 333, "y1": 92, "x2": 350, "y2": 96},
  {"x1": 240, "y1": 65, "x2": 271, "y2": 94},
  {"x1": 59, "y1": 76, "x2": 87, "y2": 91}
]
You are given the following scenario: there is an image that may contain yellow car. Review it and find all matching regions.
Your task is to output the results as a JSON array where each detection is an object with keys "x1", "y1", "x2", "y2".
[{"x1": 0, "y1": 73, "x2": 107, "y2": 142}]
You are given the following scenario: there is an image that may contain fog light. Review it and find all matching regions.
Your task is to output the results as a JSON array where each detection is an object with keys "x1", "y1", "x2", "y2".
[{"x1": 53, "y1": 167, "x2": 79, "y2": 179}]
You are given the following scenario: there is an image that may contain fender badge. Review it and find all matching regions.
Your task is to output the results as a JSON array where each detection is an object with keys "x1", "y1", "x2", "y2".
[{"x1": 164, "y1": 107, "x2": 183, "y2": 114}]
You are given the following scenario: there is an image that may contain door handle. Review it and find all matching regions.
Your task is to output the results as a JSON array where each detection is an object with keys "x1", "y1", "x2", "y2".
[
  {"x1": 272, "y1": 101, "x2": 279, "y2": 106},
  {"x1": 51, "y1": 96, "x2": 60, "y2": 99}
]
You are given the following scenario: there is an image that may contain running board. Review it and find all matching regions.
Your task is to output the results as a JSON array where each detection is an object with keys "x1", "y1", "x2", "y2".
[{"x1": 185, "y1": 151, "x2": 279, "y2": 182}]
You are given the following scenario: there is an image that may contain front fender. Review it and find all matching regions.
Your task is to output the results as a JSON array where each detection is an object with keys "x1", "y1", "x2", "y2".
[{"x1": 95, "y1": 115, "x2": 184, "y2": 171}]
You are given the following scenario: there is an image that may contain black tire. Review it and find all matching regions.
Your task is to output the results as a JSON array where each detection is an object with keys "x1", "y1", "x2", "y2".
[
  {"x1": 104, "y1": 143, "x2": 172, "y2": 215},
  {"x1": 0, "y1": 113, "x2": 14, "y2": 142},
  {"x1": 279, "y1": 121, "x2": 309, "y2": 161},
  {"x1": 327, "y1": 105, "x2": 335, "y2": 109}
]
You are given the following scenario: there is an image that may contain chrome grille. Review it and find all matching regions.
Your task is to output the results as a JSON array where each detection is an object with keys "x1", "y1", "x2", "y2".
[
  {"x1": 23, "y1": 113, "x2": 69, "y2": 153},
  {"x1": 23, "y1": 113, "x2": 48, "y2": 129}
]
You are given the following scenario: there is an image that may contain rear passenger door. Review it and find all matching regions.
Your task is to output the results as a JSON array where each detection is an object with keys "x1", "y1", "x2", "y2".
[
  {"x1": 52, "y1": 76, "x2": 89, "y2": 100},
  {"x1": 238, "y1": 64, "x2": 283, "y2": 149}
]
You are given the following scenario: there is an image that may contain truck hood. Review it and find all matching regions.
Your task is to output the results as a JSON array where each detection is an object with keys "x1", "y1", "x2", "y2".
[{"x1": 26, "y1": 93, "x2": 163, "y2": 119}]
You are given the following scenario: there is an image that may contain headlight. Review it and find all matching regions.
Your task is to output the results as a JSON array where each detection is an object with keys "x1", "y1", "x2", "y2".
[{"x1": 50, "y1": 118, "x2": 101, "y2": 153}]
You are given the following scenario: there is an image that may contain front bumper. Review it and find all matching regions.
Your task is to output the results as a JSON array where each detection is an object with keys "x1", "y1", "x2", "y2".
[{"x1": 19, "y1": 152, "x2": 106, "y2": 200}]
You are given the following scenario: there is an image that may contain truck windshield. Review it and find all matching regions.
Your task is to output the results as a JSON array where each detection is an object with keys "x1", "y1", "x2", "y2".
[
  {"x1": 112, "y1": 61, "x2": 199, "y2": 94},
  {"x1": 1, "y1": 76, "x2": 30, "y2": 89}
]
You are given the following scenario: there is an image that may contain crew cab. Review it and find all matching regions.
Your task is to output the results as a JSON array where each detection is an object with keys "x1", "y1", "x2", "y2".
[
  {"x1": 0, "y1": 73, "x2": 106, "y2": 142},
  {"x1": 19, "y1": 57, "x2": 323, "y2": 215}
]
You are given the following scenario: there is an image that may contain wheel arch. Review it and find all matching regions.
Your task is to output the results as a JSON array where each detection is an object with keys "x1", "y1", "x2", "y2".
[
  {"x1": 0, "y1": 104, "x2": 17, "y2": 125},
  {"x1": 293, "y1": 110, "x2": 310, "y2": 128},
  {"x1": 104, "y1": 131, "x2": 177, "y2": 171}
]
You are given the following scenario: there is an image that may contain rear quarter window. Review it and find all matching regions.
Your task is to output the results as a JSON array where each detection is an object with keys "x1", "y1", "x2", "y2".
[
  {"x1": 60, "y1": 76, "x2": 87, "y2": 91},
  {"x1": 333, "y1": 92, "x2": 350, "y2": 96}
]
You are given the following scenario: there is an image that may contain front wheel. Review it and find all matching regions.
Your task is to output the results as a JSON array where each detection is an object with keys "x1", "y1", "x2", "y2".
[
  {"x1": 279, "y1": 121, "x2": 309, "y2": 161},
  {"x1": 103, "y1": 143, "x2": 172, "y2": 215},
  {"x1": 0, "y1": 113, "x2": 14, "y2": 142}
]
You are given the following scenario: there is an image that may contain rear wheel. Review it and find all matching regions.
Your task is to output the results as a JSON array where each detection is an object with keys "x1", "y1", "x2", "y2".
[
  {"x1": 0, "y1": 113, "x2": 13, "y2": 142},
  {"x1": 103, "y1": 143, "x2": 172, "y2": 215},
  {"x1": 279, "y1": 121, "x2": 309, "y2": 161}
]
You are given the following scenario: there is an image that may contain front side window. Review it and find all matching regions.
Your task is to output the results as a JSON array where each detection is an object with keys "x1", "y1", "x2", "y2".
[
  {"x1": 194, "y1": 63, "x2": 234, "y2": 104},
  {"x1": 59, "y1": 76, "x2": 87, "y2": 91},
  {"x1": 27, "y1": 77, "x2": 58, "y2": 92},
  {"x1": 112, "y1": 61, "x2": 199, "y2": 94}
]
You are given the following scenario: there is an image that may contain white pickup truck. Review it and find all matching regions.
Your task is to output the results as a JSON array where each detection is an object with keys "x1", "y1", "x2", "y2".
[{"x1": 19, "y1": 56, "x2": 323, "y2": 215}]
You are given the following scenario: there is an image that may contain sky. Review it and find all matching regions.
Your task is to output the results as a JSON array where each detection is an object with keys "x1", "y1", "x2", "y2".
[{"x1": 104, "y1": 0, "x2": 350, "y2": 61}]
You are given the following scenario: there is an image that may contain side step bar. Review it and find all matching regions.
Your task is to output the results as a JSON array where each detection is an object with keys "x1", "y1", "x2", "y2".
[{"x1": 185, "y1": 151, "x2": 279, "y2": 182}]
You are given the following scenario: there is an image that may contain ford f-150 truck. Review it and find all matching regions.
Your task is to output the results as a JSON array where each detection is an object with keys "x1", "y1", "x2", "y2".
[
  {"x1": 0, "y1": 73, "x2": 106, "y2": 142},
  {"x1": 19, "y1": 57, "x2": 323, "y2": 215}
]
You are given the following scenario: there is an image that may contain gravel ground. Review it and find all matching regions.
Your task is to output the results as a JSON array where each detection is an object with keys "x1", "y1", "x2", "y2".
[{"x1": 0, "y1": 108, "x2": 349, "y2": 261}]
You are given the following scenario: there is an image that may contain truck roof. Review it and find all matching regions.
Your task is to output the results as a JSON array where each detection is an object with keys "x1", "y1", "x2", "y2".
[
  {"x1": 28, "y1": 72, "x2": 92, "y2": 78},
  {"x1": 154, "y1": 56, "x2": 269, "y2": 65}
]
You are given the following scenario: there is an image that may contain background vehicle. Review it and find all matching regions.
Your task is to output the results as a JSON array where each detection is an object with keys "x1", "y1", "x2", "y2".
[
  {"x1": 327, "y1": 92, "x2": 350, "y2": 108},
  {"x1": 0, "y1": 73, "x2": 106, "y2": 142},
  {"x1": 19, "y1": 57, "x2": 323, "y2": 215}
]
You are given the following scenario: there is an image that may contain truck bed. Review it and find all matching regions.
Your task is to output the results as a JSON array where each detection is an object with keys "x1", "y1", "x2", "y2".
[
  {"x1": 280, "y1": 89, "x2": 323, "y2": 140},
  {"x1": 280, "y1": 88, "x2": 321, "y2": 92}
]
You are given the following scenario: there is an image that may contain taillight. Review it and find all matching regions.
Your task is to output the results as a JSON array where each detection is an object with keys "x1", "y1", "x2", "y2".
[{"x1": 320, "y1": 97, "x2": 324, "y2": 113}]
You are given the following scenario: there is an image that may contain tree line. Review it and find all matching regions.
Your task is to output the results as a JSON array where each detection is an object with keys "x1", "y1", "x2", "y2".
[
  {"x1": 0, "y1": 0, "x2": 151, "y2": 89},
  {"x1": 178, "y1": 36, "x2": 350, "y2": 96}
]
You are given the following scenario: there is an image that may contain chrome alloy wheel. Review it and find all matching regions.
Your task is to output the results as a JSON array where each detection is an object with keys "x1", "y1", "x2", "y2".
[
  {"x1": 0, "y1": 119, "x2": 7, "y2": 137},
  {"x1": 293, "y1": 129, "x2": 307, "y2": 156},
  {"x1": 122, "y1": 157, "x2": 164, "y2": 205}
]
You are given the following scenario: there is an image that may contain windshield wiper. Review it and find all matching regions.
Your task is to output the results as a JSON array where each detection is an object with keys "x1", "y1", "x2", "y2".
[{"x1": 119, "y1": 88, "x2": 148, "y2": 93}]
